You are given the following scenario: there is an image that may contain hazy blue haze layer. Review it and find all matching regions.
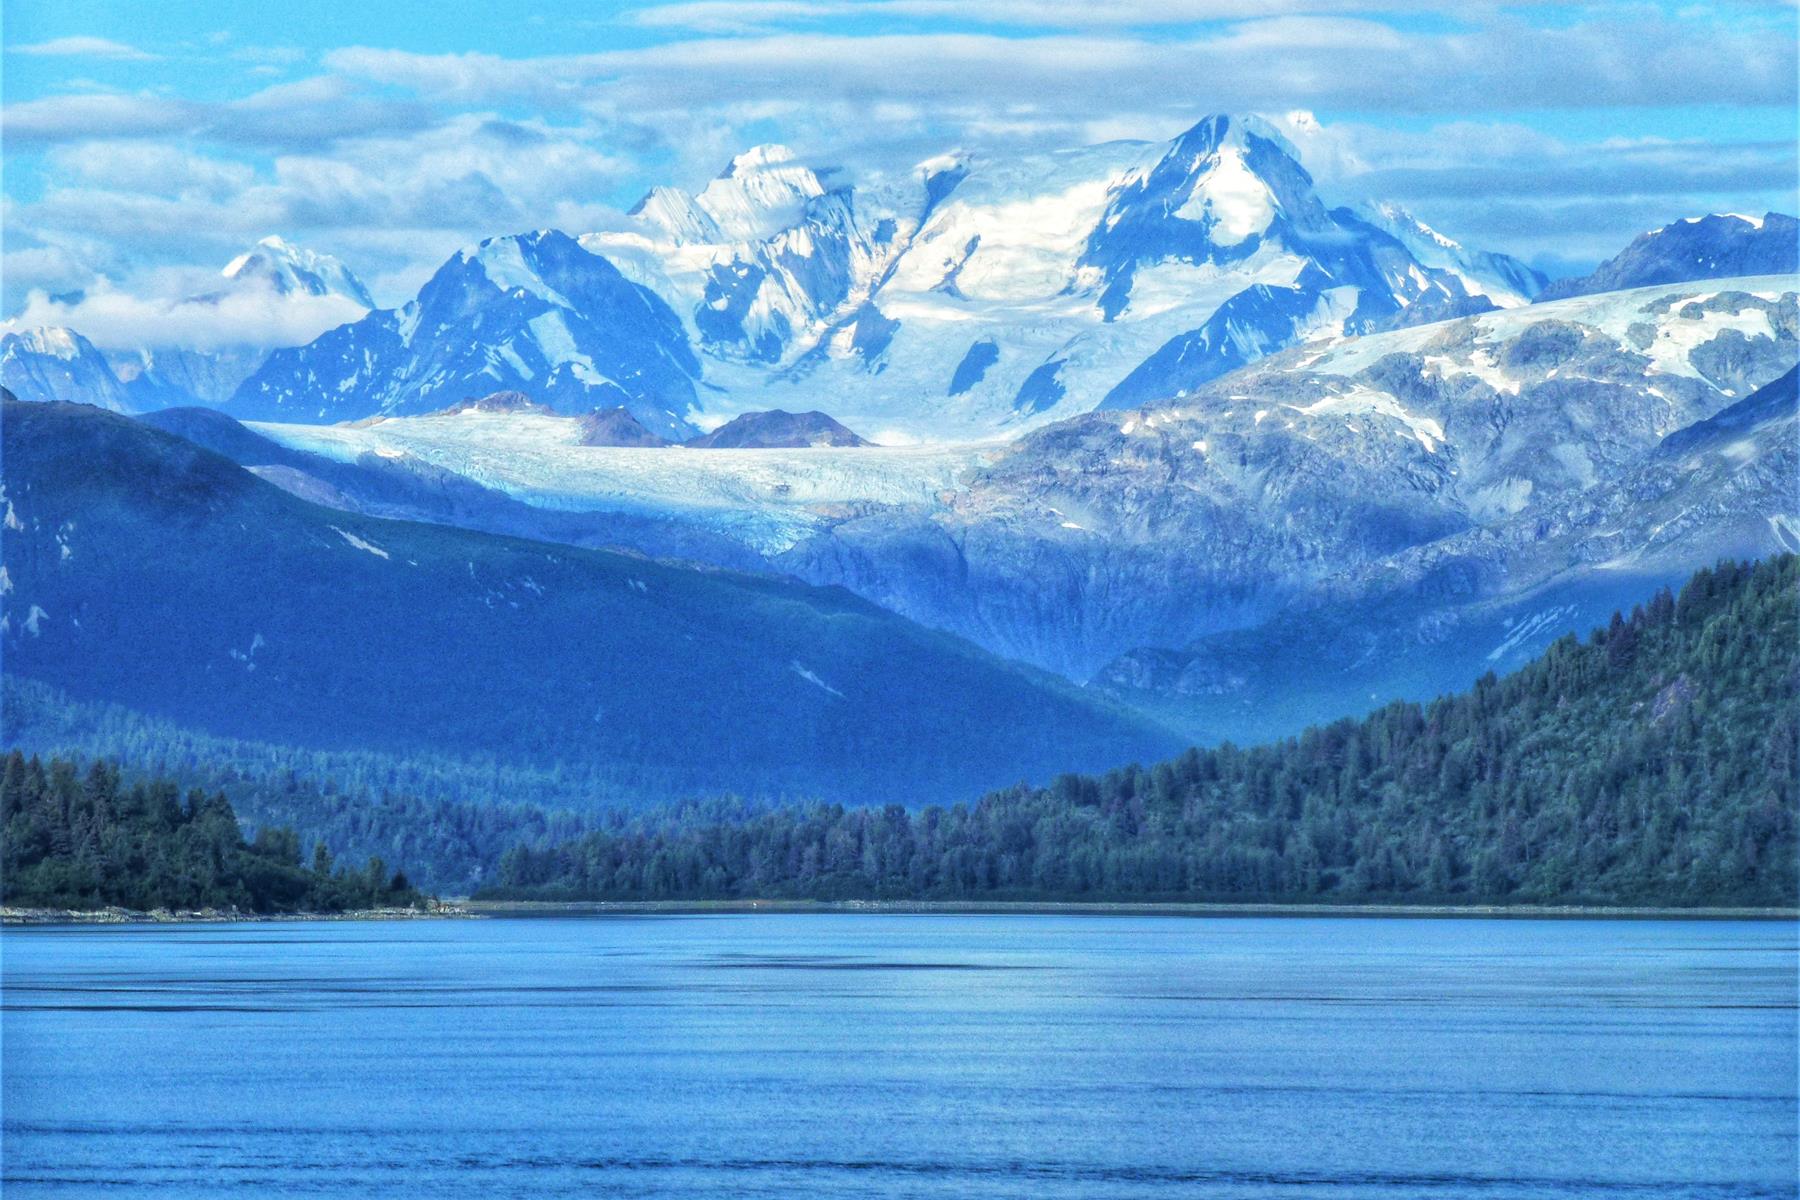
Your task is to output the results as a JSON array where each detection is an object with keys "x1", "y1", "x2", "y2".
[{"x1": 3, "y1": 915, "x2": 1796, "y2": 1198}]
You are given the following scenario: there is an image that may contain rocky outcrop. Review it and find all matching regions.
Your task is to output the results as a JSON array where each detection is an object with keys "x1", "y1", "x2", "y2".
[{"x1": 686, "y1": 410, "x2": 870, "y2": 448}]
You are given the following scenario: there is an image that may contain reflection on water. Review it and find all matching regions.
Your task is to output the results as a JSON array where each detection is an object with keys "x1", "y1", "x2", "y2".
[{"x1": 4, "y1": 915, "x2": 1796, "y2": 1198}]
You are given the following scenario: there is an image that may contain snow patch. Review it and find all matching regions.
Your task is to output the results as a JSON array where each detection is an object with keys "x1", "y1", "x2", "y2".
[
  {"x1": 790, "y1": 660, "x2": 843, "y2": 698},
  {"x1": 1293, "y1": 386, "x2": 1445, "y2": 453},
  {"x1": 332, "y1": 526, "x2": 391, "y2": 559},
  {"x1": 1488, "y1": 605, "x2": 1577, "y2": 662}
]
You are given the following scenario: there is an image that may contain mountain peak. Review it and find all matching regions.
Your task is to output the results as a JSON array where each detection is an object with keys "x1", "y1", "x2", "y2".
[
  {"x1": 686, "y1": 409, "x2": 870, "y2": 449},
  {"x1": 5, "y1": 325, "x2": 91, "y2": 361},
  {"x1": 1677, "y1": 212, "x2": 1771, "y2": 229},
  {"x1": 720, "y1": 143, "x2": 799, "y2": 177},
  {"x1": 221, "y1": 237, "x2": 374, "y2": 309},
  {"x1": 0, "y1": 325, "x2": 132, "y2": 411},
  {"x1": 632, "y1": 144, "x2": 825, "y2": 246},
  {"x1": 1172, "y1": 113, "x2": 1303, "y2": 167}
]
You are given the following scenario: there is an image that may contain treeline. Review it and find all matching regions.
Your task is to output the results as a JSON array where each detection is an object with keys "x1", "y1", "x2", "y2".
[
  {"x1": 1, "y1": 754, "x2": 430, "y2": 913},
  {"x1": 3, "y1": 678, "x2": 632, "y2": 891},
  {"x1": 483, "y1": 556, "x2": 1799, "y2": 907}
]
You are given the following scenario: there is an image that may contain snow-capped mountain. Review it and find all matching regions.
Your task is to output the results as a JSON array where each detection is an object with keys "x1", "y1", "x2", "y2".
[
  {"x1": 1540, "y1": 212, "x2": 1797, "y2": 300},
  {"x1": 3, "y1": 237, "x2": 376, "y2": 410},
  {"x1": 231, "y1": 230, "x2": 701, "y2": 437},
  {"x1": 0, "y1": 327, "x2": 132, "y2": 410},
  {"x1": 245, "y1": 276, "x2": 1797, "y2": 706},
  {"x1": 217, "y1": 235, "x2": 376, "y2": 309},
  {"x1": 1356, "y1": 202, "x2": 1548, "y2": 309},
  {"x1": 595, "y1": 114, "x2": 1544, "y2": 439},
  {"x1": 234, "y1": 115, "x2": 1542, "y2": 441},
  {"x1": 779, "y1": 275, "x2": 1795, "y2": 690}
]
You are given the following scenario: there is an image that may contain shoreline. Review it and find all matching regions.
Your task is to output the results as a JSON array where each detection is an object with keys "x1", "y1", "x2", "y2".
[
  {"x1": 6, "y1": 900, "x2": 1793, "y2": 924},
  {"x1": 462, "y1": 899, "x2": 1800, "y2": 921},
  {"x1": 1, "y1": 903, "x2": 475, "y2": 926}
]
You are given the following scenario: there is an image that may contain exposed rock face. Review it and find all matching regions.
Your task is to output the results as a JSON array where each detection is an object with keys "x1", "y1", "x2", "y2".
[
  {"x1": 433, "y1": 391, "x2": 555, "y2": 417},
  {"x1": 686, "y1": 410, "x2": 870, "y2": 448},
  {"x1": 578, "y1": 406, "x2": 671, "y2": 447}
]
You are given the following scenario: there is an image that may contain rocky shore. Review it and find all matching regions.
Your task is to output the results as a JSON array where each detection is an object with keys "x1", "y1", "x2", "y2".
[{"x1": 1, "y1": 902, "x2": 474, "y2": 925}]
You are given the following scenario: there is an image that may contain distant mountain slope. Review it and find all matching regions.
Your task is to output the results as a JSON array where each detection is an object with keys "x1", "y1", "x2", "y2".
[
  {"x1": 2, "y1": 400, "x2": 1178, "y2": 806},
  {"x1": 230, "y1": 230, "x2": 702, "y2": 439},
  {"x1": 239, "y1": 273, "x2": 1798, "y2": 737},
  {"x1": 0, "y1": 327, "x2": 133, "y2": 410},
  {"x1": 1539, "y1": 212, "x2": 1797, "y2": 300},
  {"x1": 105, "y1": 345, "x2": 268, "y2": 410},
  {"x1": 1093, "y1": 359, "x2": 1798, "y2": 740}
]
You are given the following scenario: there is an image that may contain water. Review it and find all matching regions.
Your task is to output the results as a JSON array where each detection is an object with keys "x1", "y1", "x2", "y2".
[{"x1": 3, "y1": 915, "x2": 1795, "y2": 1198}]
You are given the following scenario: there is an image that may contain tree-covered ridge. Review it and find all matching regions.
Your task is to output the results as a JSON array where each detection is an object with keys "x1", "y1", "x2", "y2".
[
  {"x1": 484, "y1": 556, "x2": 1799, "y2": 907},
  {"x1": 1, "y1": 754, "x2": 430, "y2": 913},
  {"x1": 5, "y1": 677, "x2": 610, "y2": 893}
]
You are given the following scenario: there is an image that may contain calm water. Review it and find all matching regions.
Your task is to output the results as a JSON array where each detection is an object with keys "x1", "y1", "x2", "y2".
[{"x1": 2, "y1": 915, "x2": 1795, "y2": 1198}]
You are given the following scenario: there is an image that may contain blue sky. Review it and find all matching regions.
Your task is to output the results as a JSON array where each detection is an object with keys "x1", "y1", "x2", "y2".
[{"x1": 4, "y1": 0, "x2": 1796, "y2": 330}]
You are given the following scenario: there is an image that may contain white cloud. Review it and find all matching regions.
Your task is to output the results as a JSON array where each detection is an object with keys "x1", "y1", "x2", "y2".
[
  {"x1": 323, "y1": 11, "x2": 1796, "y2": 123},
  {"x1": 3, "y1": 93, "x2": 196, "y2": 143},
  {"x1": 3, "y1": 2, "x2": 1794, "y2": 321},
  {"x1": 2, "y1": 76, "x2": 432, "y2": 148},
  {"x1": 11, "y1": 36, "x2": 156, "y2": 60},
  {"x1": 625, "y1": 0, "x2": 1527, "y2": 32},
  {"x1": 4, "y1": 112, "x2": 642, "y2": 314},
  {"x1": 4, "y1": 279, "x2": 368, "y2": 353}
]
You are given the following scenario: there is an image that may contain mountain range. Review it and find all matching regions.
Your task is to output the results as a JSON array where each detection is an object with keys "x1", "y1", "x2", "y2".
[
  {"x1": 5, "y1": 114, "x2": 1556, "y2": 442},
  {"x1": 224, "y1": 272, "x2": 1796, "y2": 739},
  {"x1": 2, "y1": 110, "x2": 1796, "y2": 769},
  {"x1": 5, "y1": 117, "x2": 1792, "y2": 449}
]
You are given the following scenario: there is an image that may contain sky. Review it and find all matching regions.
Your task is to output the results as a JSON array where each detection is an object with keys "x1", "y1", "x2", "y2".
[{"x1": 2, "y1": 0, "x2": 1796, "y2": 346}]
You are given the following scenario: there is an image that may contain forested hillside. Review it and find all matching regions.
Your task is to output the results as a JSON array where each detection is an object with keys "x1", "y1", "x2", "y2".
[
  {"x1": 483, "y1": 557, "x2": 1799, "y2": 907},
  {"x1": 6, "y1": 677, "x2": 618, "y2": 892},
  {"x1": 1, "y1": 754, "x2": 430, "y2": 913}
]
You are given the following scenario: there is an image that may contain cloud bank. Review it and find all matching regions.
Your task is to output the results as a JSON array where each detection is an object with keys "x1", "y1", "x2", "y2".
[{"x1": 3, "y1": 1, "x2": 1795, "y2": 317}]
